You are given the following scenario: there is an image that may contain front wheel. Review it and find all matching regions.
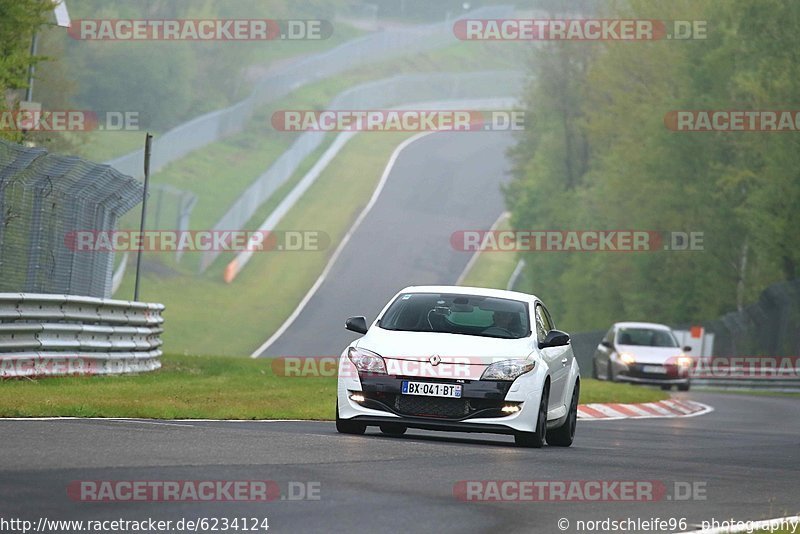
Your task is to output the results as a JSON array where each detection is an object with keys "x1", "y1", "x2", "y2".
[
  {"x1": 677, "y1": 382, "x2": 691, "y2": 392},
  {"x1": 515, "y1": 384, "x2": 549, "y2": 448},
  {"x1": 336, "y1": 401, "x2": 366, "y2": 435},
  {"x1": 547, "y1": 381, "x2": 579, "y2": 447}
]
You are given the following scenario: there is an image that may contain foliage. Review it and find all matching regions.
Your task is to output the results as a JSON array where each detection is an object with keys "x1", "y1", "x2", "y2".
[{"x1": 506, "y1": 0, "x2": 800, "y2": 331}]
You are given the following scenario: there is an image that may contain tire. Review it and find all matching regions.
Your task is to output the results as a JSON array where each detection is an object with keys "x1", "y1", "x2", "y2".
[
  {"x1": 515, "y1": 384, "x2": 549, "y2": 448},
  {"x1": 660, "y1": 384, "x2": 672, "y2": 391},
  {"x1": 607, "y1": 361, "x2": 616, "y2": 382},
  {"x1": 591, "y1": 359, "x2": 598, "y2": 379},
  {"x1": 547, "y1": 381, "x2": 579, "y2": 447},
  {"x1": 379, "y1": 424, "x2": 407, "y2": 436},
  {"x1": 336, "y1": 401, "x2": 366, "y2": 435},
  {"x1": 678, "y1": 382, "x2": 691, "y2": 392}
]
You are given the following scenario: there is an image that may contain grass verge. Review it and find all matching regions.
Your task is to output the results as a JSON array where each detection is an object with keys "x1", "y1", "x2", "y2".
[
  {"x1": 458, "y1": 214, "x2": 521, "y2": 290},
  {"x1": 0, "y1": 355, "x2": 668, "y2": 419}
]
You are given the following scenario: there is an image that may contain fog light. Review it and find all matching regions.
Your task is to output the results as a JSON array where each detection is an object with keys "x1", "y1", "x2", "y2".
[
  {"x1": 349, "y1": 393, "x2": 365, "y2": 403},
  {"x1": 501, "y1": 404, "x2": 521, "y2": 413}
]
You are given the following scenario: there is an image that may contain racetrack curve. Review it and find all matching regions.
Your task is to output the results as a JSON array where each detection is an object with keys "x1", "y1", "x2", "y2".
[
  {"x1": 256, "y1": 130, "x2": 514, "y2": 359},
  {"x1": 0, "y1": 393, "x2": 797, "y2": 533}
]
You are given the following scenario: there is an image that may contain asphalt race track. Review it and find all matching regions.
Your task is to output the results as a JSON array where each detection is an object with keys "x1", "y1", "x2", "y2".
[
  {"x1": 258, "y1": 130, "x2": 515, "y2": 358},
  {"x1": 0, "y1": 393, "x2": 797, "y2": 533},
  {"x1": 4, "y1": 128, "x2": 797, "y2": 534}
]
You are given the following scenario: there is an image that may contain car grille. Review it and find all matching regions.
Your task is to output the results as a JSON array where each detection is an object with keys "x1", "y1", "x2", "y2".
[{"x1": 394, "y1": 396, "x2": 470, "y2": 419}]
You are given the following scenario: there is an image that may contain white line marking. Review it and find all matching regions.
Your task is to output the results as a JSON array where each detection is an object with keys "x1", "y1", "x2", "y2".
[
  {"x1": 578, "y1": 401, "x2": 714, "y2": 421},
  {"x1": 250, "y1": 131, "x2": 435, "y2": 358},
  {"x1": 456, "y1": 211, "x2": 509, "y2": 285}
]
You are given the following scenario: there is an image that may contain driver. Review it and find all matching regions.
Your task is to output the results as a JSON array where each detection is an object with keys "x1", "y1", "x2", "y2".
[{"x1": 492, "y1": 310, "x2": 518, "y2": 333}]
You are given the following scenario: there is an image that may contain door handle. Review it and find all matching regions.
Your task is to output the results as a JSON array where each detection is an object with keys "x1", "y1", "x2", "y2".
[{"x1": 561, "y1": 358, "x2": 568, "y2": 366}]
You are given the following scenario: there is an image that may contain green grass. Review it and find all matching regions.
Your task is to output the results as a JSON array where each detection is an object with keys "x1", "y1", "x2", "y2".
[
  {"x1": 111, "y1": 39, "x2": 528, "y2": 353},
  {"x1": 579, "y1": 378, "x2": 669, "y2": 404},
  {"x1": 458, "y1": 214, "x2": 521, "y2": 290},
  {"x1": 0, "y1": 355, "x2": 668, "y2": 419}
]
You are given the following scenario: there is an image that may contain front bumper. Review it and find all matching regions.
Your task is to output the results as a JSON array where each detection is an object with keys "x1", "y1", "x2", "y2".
[
  {"x1": 617, "y1": 362, "x2": 690, "y2": 385},
  {"x1": 338, "y1": 368, "x2": 547, "y2": 434},
  {"x1": 356, "y1": 375, "x2": 514, "y2": 421}
]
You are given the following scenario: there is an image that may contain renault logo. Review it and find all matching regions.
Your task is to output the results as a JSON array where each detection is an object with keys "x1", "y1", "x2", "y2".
[{"x1": 429, "y1": 355, "x2": 441, "y2": 366}]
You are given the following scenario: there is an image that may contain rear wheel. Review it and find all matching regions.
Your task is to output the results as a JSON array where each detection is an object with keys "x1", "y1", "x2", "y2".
[
  {"x1": 547, "y1": 381, "x2": 579, "y2": 447},
  {"x1": 379, "y1": 424, "x2": 407, "y2": 436},
  {"x1": 515, "y1": 384, "x2": 549, "y2": 448},
  {"x1": 660, "y1": 384, "x2": 672, "y2": 391},
  {"x1": 678, "y1": 382, "x2": 691, "y2": 392},
  {"x1": 336, "y1": 401, "x2": 366, "y2": 435}
]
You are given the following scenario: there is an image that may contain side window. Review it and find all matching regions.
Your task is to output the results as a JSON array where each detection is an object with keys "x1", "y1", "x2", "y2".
[
  {"x1": 534, "y1": 304, "x2": 552, "y2": 343},
  {"x1": 603, "y1": 328, "x2": 615, "y2": 344},
  {"x1": 541, "y1": 305, "x2": 555, "y2": 331}
]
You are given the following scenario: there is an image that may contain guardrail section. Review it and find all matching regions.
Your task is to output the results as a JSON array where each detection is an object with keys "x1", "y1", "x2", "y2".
[{"x1": 0, "y1": 293, "x2": 164, "y2": 377}]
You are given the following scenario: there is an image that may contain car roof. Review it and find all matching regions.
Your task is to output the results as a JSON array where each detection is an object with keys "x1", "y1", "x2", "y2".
[
  {"x1": 398, "y1": 285, "x2": 540, "y2": 304},
  {"x1": 613, "y1": 321, "x2": 672, "y2": 330}
]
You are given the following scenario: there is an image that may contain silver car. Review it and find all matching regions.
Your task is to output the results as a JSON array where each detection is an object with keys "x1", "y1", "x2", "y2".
[{"x1": 592, "y1": 322, "x2": 693, "y2": 391}]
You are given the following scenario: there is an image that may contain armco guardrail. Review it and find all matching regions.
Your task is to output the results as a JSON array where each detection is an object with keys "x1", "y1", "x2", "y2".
[
  {"x1": 104, "y1": 5, "x2": 513, "y2": 181},
  {"x1": 0, "y1": 293, "x2": 164, "y2": 377}
]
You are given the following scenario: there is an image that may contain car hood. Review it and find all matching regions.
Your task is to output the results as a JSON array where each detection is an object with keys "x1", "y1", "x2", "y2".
[
  {"x1": 616, "y1": 344, "x2": 685, "y2": 364},
  {"x1": 355, "y1": 329, "x2": 533, "y2": 380}
]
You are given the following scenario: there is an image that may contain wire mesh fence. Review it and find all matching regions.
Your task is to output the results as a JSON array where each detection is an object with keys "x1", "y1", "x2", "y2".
[
  {"x1": 0, "y1": 140, "x2": 142, "y2": 298},
  {"x1": 702, "y1": 279, "x2": 800, "y2": 358}
]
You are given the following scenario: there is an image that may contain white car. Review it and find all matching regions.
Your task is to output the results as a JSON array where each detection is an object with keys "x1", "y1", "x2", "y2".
[
  {"x1": 592, "y1": 321, "x2": 693, "y2": 391},
  {"x1": 335, "y1": 285, "x2": 580, "y2": 448}
]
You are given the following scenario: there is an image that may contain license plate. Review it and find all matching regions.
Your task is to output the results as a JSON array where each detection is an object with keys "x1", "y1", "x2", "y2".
[
  {"x1": 401, "y1": 380, "x2": 462, "y2": 398},
  {"x1": 642, "y1": 365, "x2": 666, "y2": 374}
]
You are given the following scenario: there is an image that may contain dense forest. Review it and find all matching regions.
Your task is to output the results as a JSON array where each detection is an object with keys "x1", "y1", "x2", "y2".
[{"x1": 506, "y1": 0, "x2": 800, "y2": 331}]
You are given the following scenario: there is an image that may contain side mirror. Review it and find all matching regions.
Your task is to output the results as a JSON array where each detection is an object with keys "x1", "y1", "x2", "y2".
[
  {"x1": 345, "y1": 316, "x2": 368, "y2": 335},
  {"x1": 540, "y1": 329, "x2": 570, "y2": 349},
  {"x1": 683, "y1": 346, "x2": 692, "y2": 352},
  {"x1": 600, "y1": 340, "x2": 612, "y2": 348}
]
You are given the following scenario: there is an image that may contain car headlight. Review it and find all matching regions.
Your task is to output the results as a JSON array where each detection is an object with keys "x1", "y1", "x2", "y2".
[
  {"x1": 347, "y1": 347, "x2": 386, "y2": 374},
  {"x1": 481, "y1": 359, "x2": 535, "y2": 381},
  {"x1": 676, "y1": 355, "x2": 693, "y2": 367},
  {"x1": 619, "y1": 352, "x2": 636, "y2": 365}
]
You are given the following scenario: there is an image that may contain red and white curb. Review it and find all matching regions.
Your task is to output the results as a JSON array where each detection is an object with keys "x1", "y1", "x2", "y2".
[{"x1": 578, "y1": 399, "x2": 713, "y2": 420}]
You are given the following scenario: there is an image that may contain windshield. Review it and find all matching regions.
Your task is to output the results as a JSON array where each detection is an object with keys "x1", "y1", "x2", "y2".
[
  {"x1": 616, "y1": 328, "x2": 678, "y2": 348},
  {"x1": 379, "y1": 293, "x2": 530, "y2": 339}
]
